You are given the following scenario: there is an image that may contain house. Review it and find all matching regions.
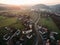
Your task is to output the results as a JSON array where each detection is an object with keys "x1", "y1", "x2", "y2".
[
  {"x1": 22, "y1": 29, "x2": 32, "y2": 34},
  {"x1": 15, "y1": 29, "x2": 20, "y2": 36},
  {"x1": 29, "y1": 24, "x2": 32, "y2": 29},
  {"x1": 3, "y1": 34, "x2": 10, "y2": 40},
  {"x1": 26, "y1": 34, "x2": 33, "y2": 39},
  {"x1": 3, "y1": 29, "x2": 20, "y2": 40}
]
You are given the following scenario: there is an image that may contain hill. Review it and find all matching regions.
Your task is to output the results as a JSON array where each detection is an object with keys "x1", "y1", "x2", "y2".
[
  {"x1": 31, "y1": 4, "x2": 51, "y2": 12},
  {"x1": 50, "y1": 4, "x2": 60, "y2": 14}
]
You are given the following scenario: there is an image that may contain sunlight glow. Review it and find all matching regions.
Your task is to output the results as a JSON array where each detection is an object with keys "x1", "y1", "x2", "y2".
[{"x1": 0, "y1": 0, "x2": 60, "y2": 5}]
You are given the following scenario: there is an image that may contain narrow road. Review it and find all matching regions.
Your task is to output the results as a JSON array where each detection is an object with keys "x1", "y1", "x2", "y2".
[{"x1": 33, "y1": 13, "x2": 43, "y2": 45}]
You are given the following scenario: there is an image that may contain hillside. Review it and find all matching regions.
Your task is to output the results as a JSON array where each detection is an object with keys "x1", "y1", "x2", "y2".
[
  {"x1": 31, "y1": 4, "x2": 60, "y2": 14},
  {"x1": 50, "y1": 4, "x2": 60, "y2": 14},
  {"x1": 31, "y1": 4, "x2": 51, "y2": 12},
  {"x1": 32, "y1": 4, "x2": 49, "y2": 9}
]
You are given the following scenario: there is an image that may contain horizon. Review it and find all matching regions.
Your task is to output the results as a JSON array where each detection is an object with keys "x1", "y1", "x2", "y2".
[{"x1": 0, "y1": 0, "x2": 60, "y2": 6}]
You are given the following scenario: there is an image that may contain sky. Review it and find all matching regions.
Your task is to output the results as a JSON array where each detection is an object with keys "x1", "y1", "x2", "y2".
[{"x1": 0, "y1": 0, "x2": 60, "y2": 5}]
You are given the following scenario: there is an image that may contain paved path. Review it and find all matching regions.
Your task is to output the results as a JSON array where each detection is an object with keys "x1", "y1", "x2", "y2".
[{"x1": 33, "y1": 13, "x2": 43, "y2": 45}]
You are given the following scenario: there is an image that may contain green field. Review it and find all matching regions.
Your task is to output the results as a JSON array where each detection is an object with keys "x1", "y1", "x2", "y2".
[
  {"x1": 9, "y1": 21, "x2": 25, "y2": 29},
  {"x1": 38, "y1": 17, "x2": 60, "y2": 32},
  {"x1": 0, "y1": 16, "x2": 24, "y2": 29},
  {"x1": 0, "y1": 16, "x2": 7, "y2": 21},
  {"x1": 0, "y1": 17, "x2": 17, "y2": 27}
]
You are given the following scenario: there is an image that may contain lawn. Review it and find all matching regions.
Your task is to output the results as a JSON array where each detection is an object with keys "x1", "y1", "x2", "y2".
[
  {"x1": 9, "y1": 21, "x2": 25, "y2": 30},
  {"x1": 0, "y1": 17, "x2": 17, "y2": 27},
  {"x1": 0, "y1": 16, "x2": 7, "y2": 21},
  {"x1": 38, "y1": 17, "x2": 60, "y2": 32}
]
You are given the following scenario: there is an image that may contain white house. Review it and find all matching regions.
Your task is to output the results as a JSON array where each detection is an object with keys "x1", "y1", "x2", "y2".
[{"x1": 22, "y1": 29, "x2": 32, "y2": 34}]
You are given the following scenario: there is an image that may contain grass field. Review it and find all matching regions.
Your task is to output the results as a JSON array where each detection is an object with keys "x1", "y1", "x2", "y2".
[
  {"x1": 9, "y1": 21, "x2": 25, "y2": 29},
  {"x1": 0, "y1": 16, "x2": 7, "y2": 21},
  {"x1": 0, "y1": 16, "x2": 25, "y2": 29},
  {"x1": 0, "y1": 17, "x2": 17, "y2": 27},
  {"x1": 38, "y1": 17, "x2": 60, "y2": 32}
]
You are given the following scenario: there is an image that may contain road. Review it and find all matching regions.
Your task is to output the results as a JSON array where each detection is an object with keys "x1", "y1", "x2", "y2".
[{"x1": 32, "y1": 12, "x2": 43, "y2": 45}]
